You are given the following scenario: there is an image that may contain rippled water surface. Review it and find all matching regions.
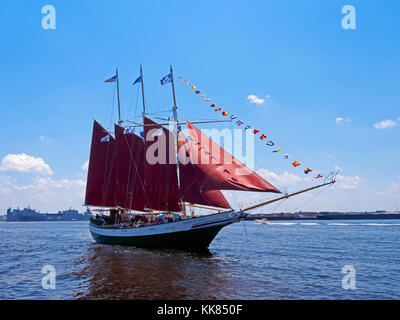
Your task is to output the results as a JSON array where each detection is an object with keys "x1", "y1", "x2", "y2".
[{"x1": 0, "y1": 220, "x2": 399, "y2": 299}]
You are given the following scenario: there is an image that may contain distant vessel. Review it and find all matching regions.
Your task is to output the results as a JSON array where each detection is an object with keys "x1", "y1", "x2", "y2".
[
  {"x1": 255, "y1": 218, "x2": 269, "y2": 224},
  {"x1": 317, "y1": 212, "x2": 400, "y2": 220},
  {"x1": 246, "y1": 211, "x2": 400, "y2": 221},
  {"x1": 6, "y1": 207, "x2": 90, "y2": 222},
  {"x1": 86, "y1": 66, "x2": 336, "y2": 250}
]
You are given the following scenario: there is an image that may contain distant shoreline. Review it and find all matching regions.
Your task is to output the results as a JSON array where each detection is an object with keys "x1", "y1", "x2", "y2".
[{"x1": 247, "y1": 213, "x2": 400, "y2": 221}]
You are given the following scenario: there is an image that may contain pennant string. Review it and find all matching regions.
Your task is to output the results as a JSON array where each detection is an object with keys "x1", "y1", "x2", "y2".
[{"x1": 178, "y1": 76, "x2": 324, "y2": 177}]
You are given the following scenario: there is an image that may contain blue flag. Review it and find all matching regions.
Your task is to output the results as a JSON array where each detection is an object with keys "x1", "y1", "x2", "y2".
[
  {"x1": 104, "y1": 75, "x2": 117, "y2": 83},
  {"x1": 160, "y1": 73, "x2": 172, "y2": 86},
  {"x1": 133, "y1": 75, "x2": 142, "y2": 86}
]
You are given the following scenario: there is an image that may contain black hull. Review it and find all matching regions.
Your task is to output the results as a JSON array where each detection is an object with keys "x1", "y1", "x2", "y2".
[{"x1": 90, "y1": 224, "x2": 225, "y2": 251}]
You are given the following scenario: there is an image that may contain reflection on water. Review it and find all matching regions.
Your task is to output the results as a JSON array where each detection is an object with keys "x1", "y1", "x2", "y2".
[{"x1": 73, "y1": 244, "x2": 237, "y2": 300}]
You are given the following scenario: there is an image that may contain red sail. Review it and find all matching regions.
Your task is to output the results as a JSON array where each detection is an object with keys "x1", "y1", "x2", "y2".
[
  {"x1": 185, "y1": 121, "x2": 281, "y2": 193},
  {"x1": 114, "y1": 124, "x2": 147, "y2": 211},
  {"x1": 143, "y1": 117, "x2": 182, "y2": 212},
  {"x1": 85, "y1": 120, "x2": 117, "y2": 207},
  {"x1": 178, "y1": 131, "x2": 231, "y2": 209}
]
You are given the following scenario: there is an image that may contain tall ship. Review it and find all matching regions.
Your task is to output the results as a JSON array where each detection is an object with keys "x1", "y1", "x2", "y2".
[
  {"x1": 86, "y1": 66, "x2": 335, "y2": 250},
  {"x1": 6, "y1": 207, "x2": 90, "y2": 222}
]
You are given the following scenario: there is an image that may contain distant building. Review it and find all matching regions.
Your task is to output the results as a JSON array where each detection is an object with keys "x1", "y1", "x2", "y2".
[{"x1": 6, "y1": 207, "x2": 90, "y2": 222}]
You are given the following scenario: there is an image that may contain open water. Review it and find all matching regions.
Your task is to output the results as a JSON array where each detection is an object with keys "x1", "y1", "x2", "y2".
[{"x1": 0, "y1": 220, "x2": 399, "y2": 299}]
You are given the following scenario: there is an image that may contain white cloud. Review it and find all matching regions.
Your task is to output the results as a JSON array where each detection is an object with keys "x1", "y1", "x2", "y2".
[
  {"x1": 0, "y1": 175, "x2": 17, "y2": 185},
  {"x1": 386, "y1": 182, "x2": 400, "y2": 195},
  {"x1": 334, "y1": 165, "x2": 342, "y2": 172},
  {"x1": 373, "y1": 119, "x2": 396, "y2": 129},
  {"x1": 13, "y1": 177, "x2": 85, "y2": 192},
  {"x1": 265, "y1": 94, "x2": 271, "y2": 99},
  {"x1": 0, "y1": 175, "x2": 86, "y2": 213},
  {"x1": 39, "y1": 136, "x2": 54, "y2": 143},
  {"x1": 247, "y1": 95, "x2": 265, "y2": 105},
  {"x1": 81, "y1": 160, "x2": 89, "y2": 170},
  {"x1": 336, "y1": 117, "x2": 350, "y2": 125},
  {"x1": 257, "y1": 168, "x2": 303, "y2": 186},
  {"x1": 336, "y1": 174, "x2": 363, "y2": 189},
  {"x1": 375, "y1": 182, "x2": 400, "y2": 199},
  {"x1": 0, "y1": 153, "x2": 53, "y2": 175}
]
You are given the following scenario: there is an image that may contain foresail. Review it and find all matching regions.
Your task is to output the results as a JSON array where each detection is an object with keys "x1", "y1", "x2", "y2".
[
  {"x1": 114, "y1": 124, "x2": 146, "y2": 211},
  {"x1": 85, "y1": 120, "x2": 117, "y2": 207},
  {"x1": 143, "y1": 117, "x2": 182, "y2": 212},
  {"x1": 181, "y1": 181, "x2": 232, "y2": 209},
  {"x1": 178, "y1": 131, "x2": 231, "y2": 209},
  {"x1": 185, "y1": 121, "x2": 281, "y2": 193}
]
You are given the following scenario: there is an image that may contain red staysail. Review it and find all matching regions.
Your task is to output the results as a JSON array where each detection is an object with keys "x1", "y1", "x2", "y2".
[
  {"x1": 114, "y1": 124, "x2": 147, "y2": 211},
  {"x1": 185, "y1": 121, "x2": 281, "y2": 193},
  {"x1": 143, "y1": 117, "x2": 182, "y2": 212},
  {"x1": 178, "y1": 131, "x2": 231, "y2": 209},
  {"x1": 85, "y1": 120, "x2": 117, "y2": 207}
]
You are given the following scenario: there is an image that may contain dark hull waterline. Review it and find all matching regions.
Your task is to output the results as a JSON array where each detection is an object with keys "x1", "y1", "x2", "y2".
[{"x1": 90, "y1": 224, "x2": 224, "y2": 250}]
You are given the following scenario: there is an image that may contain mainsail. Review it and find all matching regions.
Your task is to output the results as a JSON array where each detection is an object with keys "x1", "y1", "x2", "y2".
[
  {"x1": 114, "y1": 124, "x2": 146, "y2": 211},
  {"x1": 85, "y1": 120, "x2": 117, "y2": 207},
  {"x1": 185, "y1": 121, "x2": 280, "y2": 193},
  {"x1": 143, "y1": 117, "x2": 182, "y2": 212}
]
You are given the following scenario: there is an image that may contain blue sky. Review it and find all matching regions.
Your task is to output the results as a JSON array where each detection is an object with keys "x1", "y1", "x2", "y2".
[{"x1": 0, "y1": 0, "x2": 399, "y2": 213}]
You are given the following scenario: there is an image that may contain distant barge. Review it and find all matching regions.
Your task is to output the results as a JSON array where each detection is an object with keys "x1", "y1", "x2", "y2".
[
  {"x1": 246, "y1": 211, "x2": 400, "y2": 221},
  {"x1": 5, "y1": 207, "x2": 90, "y2": 222}
]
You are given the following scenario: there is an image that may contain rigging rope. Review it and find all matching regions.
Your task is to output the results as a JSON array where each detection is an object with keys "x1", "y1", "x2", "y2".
[
  {"x1": 290, "y1": 182, "x2": 334, "y2": 213},
  {"x1": 242, "y1": 220, "x2": 249, "y2": 242}
]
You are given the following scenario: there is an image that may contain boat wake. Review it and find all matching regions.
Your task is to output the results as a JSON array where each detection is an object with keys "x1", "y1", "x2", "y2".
[
  {"x1": 327, "y1": 222, "x2": 400, "y2": 226},
  {"x1": 264, "y1": 222, "x2": 298, "y2": 226}
]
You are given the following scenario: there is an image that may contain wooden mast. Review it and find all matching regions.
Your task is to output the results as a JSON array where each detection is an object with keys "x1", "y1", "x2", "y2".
[
  {"x1": 140, "y1": 65, "x2": 146, "y2": 116},
  {"x1": 116, "y1": 68, "x2": 122, "y2": 124},
  {"x1": 169, "y1": 65, "x2": 186, "y2": 219},
  {"x1": 138, "y1": 65, "x2": 152, "y2": 216},
  {"x1": 170, "y1": 65, "x2": 179, "y2": 152}
]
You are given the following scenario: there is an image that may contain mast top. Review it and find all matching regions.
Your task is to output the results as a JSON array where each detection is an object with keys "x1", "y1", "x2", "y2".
[
  {"x1": 140, "y1": 64, "x2": 146, "y2": 117},
  {"x1": 116, "y1": 67, "x2": 122, "y2": 125}
]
